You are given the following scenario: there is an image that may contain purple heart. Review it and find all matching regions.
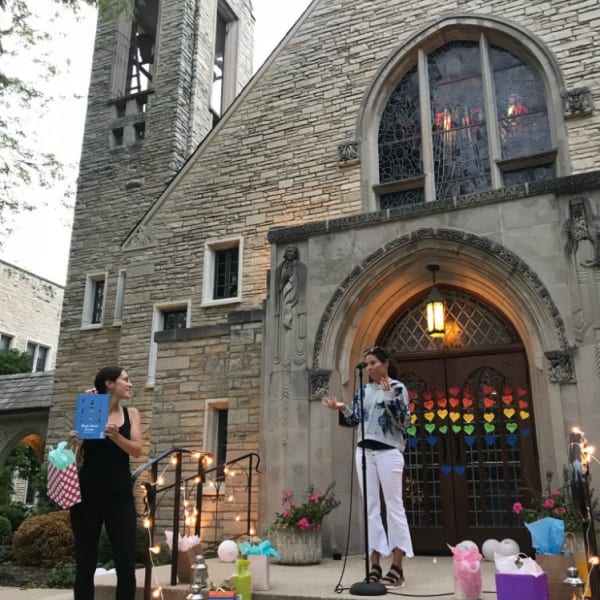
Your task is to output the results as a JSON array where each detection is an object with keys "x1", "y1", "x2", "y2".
[
  {"x1": 506, "y1": 434, "x2": 519, "y2": 447},
  {"x1": 441, "y1": 464, "x2": 452, "y2": 475},
  {"x1": 426, "y1": 435, "x2": 438, "y2": 446},
  {"x1": 484, "y1": 434, "x2": 497, "y2": 446},
  {"x1": 522, "y1": 428, "x2": 531, "y2": 437},
  {"x1": 464, "y1": 435, "x2": 476, "y2": 448},
  {"x1": 408, "y1": 437, "x2": 419, "y2": 448},
  {"x1": 454, "y1": 465, "x2": 465, "y2": 475}
]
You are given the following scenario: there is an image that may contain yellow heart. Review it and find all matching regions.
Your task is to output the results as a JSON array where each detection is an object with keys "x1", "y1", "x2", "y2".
[
  {"x1": 463, "y1": 413, "x2": 474, "y2": 423},
  {"x1": 483, "y1": 412, "x2": 495, "y2": 423},
  {"x1": 437, "y1": 409, "x2": 448, "y2": 420},
  {"x1": 411, "y1": 414, "x2": 418, "y2": 424},
  {"x1": 449, "y1": 411, "x2": 460, "y2": 423},
  {"x1": 503, "y1": 408, "x2": 515, "y2": 419},
  {"x1": 424, "y1": 411, "x2": 435, "y2": 422},
  {"x1": 520, "y1": 410, "x2": 530, "y2": 420}
]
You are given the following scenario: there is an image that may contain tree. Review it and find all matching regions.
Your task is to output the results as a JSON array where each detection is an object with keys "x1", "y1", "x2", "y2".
[{"x1": 0, "y1": 348, "x2": 32, "y2": 374}]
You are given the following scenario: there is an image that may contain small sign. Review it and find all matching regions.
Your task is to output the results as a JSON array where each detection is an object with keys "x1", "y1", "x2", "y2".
[{"x1": 74, "y1": 393, "x2": 110, "y2": 439}]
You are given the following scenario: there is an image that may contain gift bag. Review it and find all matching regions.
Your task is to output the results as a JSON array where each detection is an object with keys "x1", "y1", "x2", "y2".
[
  {"x1": 46, "y1": 442, "x2": 82, "y2": 509},
  {"x1": 248, "y1": 554, "x2": 269, "y2": 591},
  {"x1": 536, "y1": 554, "x2": 575, "y2": 600},
  {"x1": 177, "y1": 543, "x2": 203, "y2": 583},
  {"x1": 495, "y1": 572, "x2": 550, "y2": 600}
]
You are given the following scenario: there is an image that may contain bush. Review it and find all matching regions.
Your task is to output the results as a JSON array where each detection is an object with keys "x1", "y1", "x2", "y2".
[
  {"x1": 0, "y1": 349, "x2": 32, "y2": 374},
  {"x1": 0, "y1": 516, "x2": 12, "y2": 545},
  {"x1": 45, "y1": 562, "x2": 77, "y2": 588},
  {"x1": 98, "y1": 523, "x2": 149, "y2": 567},
  {"x1": 12, "y1": 511, "x2": 75, "y2": 567},
  {"x1": 0, "y1": 502, "x2": 28, "y2": 532}
]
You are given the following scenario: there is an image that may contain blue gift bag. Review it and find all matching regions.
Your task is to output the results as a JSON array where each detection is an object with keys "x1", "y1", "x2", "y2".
[{"x1": 495, "y1": 572, "x2": 550, "y2": 600}]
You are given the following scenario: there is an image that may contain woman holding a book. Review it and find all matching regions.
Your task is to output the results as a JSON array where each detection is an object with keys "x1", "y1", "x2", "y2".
[{"x1": 69, "y1": 366, "x2": 142, "y2": 600}]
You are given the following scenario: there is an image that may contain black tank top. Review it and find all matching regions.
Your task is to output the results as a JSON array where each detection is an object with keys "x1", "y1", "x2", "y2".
[{"x1": 79, "y1": 406, "x2": 133, "y2": 494}]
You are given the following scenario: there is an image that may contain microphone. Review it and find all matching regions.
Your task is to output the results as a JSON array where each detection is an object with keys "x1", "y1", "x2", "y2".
[{"x1": 355, "y1": 361, "x2": 367, "y2": 369}]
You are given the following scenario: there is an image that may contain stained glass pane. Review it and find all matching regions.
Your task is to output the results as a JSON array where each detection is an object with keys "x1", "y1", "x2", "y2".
[
  {"x1": 491, "y1": 46, "x2": 552, "y2": 159},
  {"x1": 429, "y1": 42, "x2": 491, "y2": 199},
  {"x1": 378, "y1": 66, "x2": 422, "y2": 182},
  {"x1": 380, "y1": 188, "x2": 424, "y2": 209}
]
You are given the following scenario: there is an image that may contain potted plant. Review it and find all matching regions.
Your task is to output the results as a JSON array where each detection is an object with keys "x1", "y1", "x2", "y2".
[{"x1": 266, "y1": 483, "x2": 340, "y2": 565}]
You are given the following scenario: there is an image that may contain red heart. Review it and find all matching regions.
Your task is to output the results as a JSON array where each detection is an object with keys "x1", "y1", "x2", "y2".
[
  {"x1": 518, "y1": 400, "x2": 529, "y2": 409},
  {"x1": 462, "y1": 397, "x2": 473, "y2": 408},
  {"x1": 502, "y1": 385, "x2": 513, "y2": 395},
  {"x1": 409, "y1": 402, "x2": 415, "y2": 413},
  {"x1": 448, "y1": 387, "x2": 461, "y2": 398},
  {"x1": 517, "y1": 387, "x2": 528, "y2": 398},
  {"x1": 437, "y1": 398, "x2": 448, "y2": 408},
  {"x1": 449, "y1": 397, "x2": 460, "y2": 408},
  {"x1": 483, "y1": 397, "x2": 496, "y2": 408},
  {"x1": 463, "y1": 388, "x2": 474, "y2": 398},
  {"x1": 502, "y1": 395, "x2": 513, "y2": 405},
  {"x1": 408, "y1": 390, "x2": 417, "y2": 400},
  {"x1": 422, "y1": 391, "x2": 432, "y2": 401},
  {"x1": 424, "y1": 400, "x2": 434, "y2": 410},
  {"x1": 482, "y1": 384, "x2": 495, "y2": 395}
]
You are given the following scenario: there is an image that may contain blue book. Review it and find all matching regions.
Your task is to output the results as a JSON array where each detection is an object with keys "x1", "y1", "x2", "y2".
[{"x1": 74, "y1": 393, "x2": 110, "y2": 439}]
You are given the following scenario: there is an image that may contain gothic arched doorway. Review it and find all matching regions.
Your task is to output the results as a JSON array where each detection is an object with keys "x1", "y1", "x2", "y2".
[{"x1": 380, "y1": 288, "x2": 541, "y2": 554}]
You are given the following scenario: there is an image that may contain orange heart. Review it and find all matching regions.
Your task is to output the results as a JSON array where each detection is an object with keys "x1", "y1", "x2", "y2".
[
  {"x1": 424, "y1": 400, "x2": 434, "y2": 410},
  {"x1": 437, "y1": 409, "x2": 448, "y2": 420},
  {"x1": 463, "y1": 413, "x2": 474, "y2": 423},
  {"x1": 520, "y1": 410, "x2": 530, "y2": 420},
  {"x1": 503, "y1": 408, "x2": 515, "y2": 419},
  {"x1": 483, "y1": 397, "x2": 496, "y2": 408},
  {"x1": 518, "y1": 400, "x2": 529, "y2": 409},
  {"x1": 424, "y1": 411, "x2": 435, "y2": 422},
  {"x1": 483, "y1": 412, "x2": 495, "y2": 423},
  {"x1": 462, "y1": 398, "x2": 473, "y2": 409},
  {"x1": 449, "y1": 397, "x2": 460, "y2": 408},
  {"x1": 410, "y1": 414, "x2": 418, "y2": 424},
  {"x1": 437, "y1": 398, "x2": 448, "y2": 408},
  {"x1": 409, "y1": 402, "x2": 415, "y2": 413},
  {"x1": 449, "y1": 412, "x2": 461, "y2": 423},
  {"x1": 502, "y1": 395, "x2": 513, "y2": 405}
]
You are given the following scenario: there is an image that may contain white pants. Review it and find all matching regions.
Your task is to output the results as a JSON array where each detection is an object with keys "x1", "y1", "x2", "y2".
[{"x1": 355, "y1": 446, "x2": 414, "y2": 558}]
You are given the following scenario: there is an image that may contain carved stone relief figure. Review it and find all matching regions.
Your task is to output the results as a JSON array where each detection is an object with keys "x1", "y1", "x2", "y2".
[{"x1": 562, "y1": 196, "x2": 600, "y2": 268}]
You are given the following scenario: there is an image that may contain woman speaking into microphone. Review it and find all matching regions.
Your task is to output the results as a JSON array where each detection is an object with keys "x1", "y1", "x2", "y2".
[{"x1": 323, "y1": 346, "x2": 413, "y2": 588}]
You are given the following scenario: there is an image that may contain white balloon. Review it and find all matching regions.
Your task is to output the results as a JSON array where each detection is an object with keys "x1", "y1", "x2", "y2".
[
  {"x1": 456, "y1": 539, "x2": 479, "y2": 552},
  {"x1": 217, "y1": 539, "x2": 239, "y2": 562},
  {"x1": 498, "y1": 538, "x2": 520, "y2": 556},
  {"x1": 482, "y1": 538, "x2": 500, "y2": 561}
]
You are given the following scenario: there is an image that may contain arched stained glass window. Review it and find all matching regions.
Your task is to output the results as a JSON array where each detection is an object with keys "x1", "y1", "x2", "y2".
[{"x1": 377, "y1": 38, "x2": 554, "y2": 208}]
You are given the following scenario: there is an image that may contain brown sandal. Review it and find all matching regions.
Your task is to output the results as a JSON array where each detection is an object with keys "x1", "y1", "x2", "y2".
[
  {"x1": 366, "y1": 564, "x2": 382, "y2": 583},
  {"x1": 381, "y1": 563, "x2": 405, "y2": 587}
]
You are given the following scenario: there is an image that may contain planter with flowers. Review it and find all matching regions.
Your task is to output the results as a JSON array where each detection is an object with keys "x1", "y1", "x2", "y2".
[{"x1": 266, "y1": 483, "x2": 340, "y2": 565}]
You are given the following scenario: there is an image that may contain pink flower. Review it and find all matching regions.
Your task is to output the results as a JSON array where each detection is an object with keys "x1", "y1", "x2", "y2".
[
  {"x1": 308, "y1": 493, "x2": 323, "y2": 503},
  {"x1": 290, "y1": 503, "x2": 297, "y2": 509},
  {"x1": 553, "y1": 507, "x2": 566, "y2": 516},
  {"x1": 282, "y1": 509, "x2": 292, "y2": 518},
  {"x1": 281, "y1": 491, "x2": 292, "y2": 504},
  {"x1": 551, "y1": 489, "x2": 560, "y2": 497},
  {"x1": 543, "y1": 499, "x2": 554, "y2": 508},
  {"x1": 298, "y1": 518, "x2": 311, "y2": 531},
  {"x1": 512, "y1": 502, "x2": 523, "y2": 514}
]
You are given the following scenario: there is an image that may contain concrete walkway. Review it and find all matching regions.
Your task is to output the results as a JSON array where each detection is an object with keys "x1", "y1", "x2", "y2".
[{"x1": 0, "y1": 555, "x2": 501, "y2": 600}]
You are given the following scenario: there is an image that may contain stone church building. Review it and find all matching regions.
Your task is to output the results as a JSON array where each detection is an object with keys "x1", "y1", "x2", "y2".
[{"x1": 47, "y1": 0, "x2": 600, "y2": 555}]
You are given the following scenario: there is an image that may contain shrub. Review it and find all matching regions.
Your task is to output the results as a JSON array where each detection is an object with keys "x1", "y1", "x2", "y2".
[
  {"x1": 0, "y1": 515, "x2": 12, "y2": 544},
  {"x1": 0, "y1": 349, "x2": 32, "y2": 374},
  {"x1": 0, "y1": 502, "x2": 28, "y2": 531},
  {"x1": 12, "y1": 511, "x2": 75, "y2": 567},
  {"x1": 45, "y1": 563, "x2": 77, "y2": 588}
]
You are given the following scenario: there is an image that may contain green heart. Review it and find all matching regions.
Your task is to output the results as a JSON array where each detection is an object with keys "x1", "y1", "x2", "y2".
[
  {"x1": 439, "y1": 425, "x2": 448, "y2": 434},
  {"x1": 463, "y1": 424, "x2": 475, "y2": 435},
  {"x1": 407, "y1": 426, "x2": 417, "y2": 436},
  {"x1": 452, "y1": 425, "x2": 462, "y2": 434},
  {"x1": 484, "y1": 423, "x2": 495, "y2": 433},
  {"x1": 506, "y1": 422, "x2": 518, "y2": 433},
  {"x1": 425, "y1": 423, "x2": 436, "y2": 434}
]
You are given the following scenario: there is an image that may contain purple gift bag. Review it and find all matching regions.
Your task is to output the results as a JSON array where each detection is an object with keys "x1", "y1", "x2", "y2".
[{"x1": 495, "y1": 572, "x2": 550, "y2": 600}]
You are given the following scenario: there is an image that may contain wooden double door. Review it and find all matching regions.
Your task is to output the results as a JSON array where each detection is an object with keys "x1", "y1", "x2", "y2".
[{"x1": 396, "y1": 350, "x2": 540, "y2": 554}]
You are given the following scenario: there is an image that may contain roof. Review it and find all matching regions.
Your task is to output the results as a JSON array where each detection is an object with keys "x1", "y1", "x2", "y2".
[{"x1": 0, "y1": 371, "x2": 54, "y2": 412}]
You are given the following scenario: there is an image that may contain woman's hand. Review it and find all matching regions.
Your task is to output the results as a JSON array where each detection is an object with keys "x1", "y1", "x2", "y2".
[
  {"x1": 105, "y1": 422, "x2": 120, "y2": 440},
  {"x1": 323, "y1": 395, "x2": 346, "y2": 410},
  {"x1": 379, "y1": 377, "x2": 392, "y2": 392}
]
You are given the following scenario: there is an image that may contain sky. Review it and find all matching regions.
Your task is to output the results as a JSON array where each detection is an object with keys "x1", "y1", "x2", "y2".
[{"x1": 1, "y1": 0, "x2": 313, "y2": 285}]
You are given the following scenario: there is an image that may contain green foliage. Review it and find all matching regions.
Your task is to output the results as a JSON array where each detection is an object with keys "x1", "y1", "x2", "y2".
[
  {"x1": 98, "y1": 523, "x2": 149, "y2": 567},
  {"x1": 0, "y1": 515, "x2": 12, "y2": 544},
  {"x1": 0, "y1": 502, "x2": 27, "y2": 532},
  {"x1": 45, "y1": 562, "x2": 77, "y2": 588},
  {"x1": 0, "y1": 349, "x2": 32, "y2": 374},
  {"x1": 12, "y1": 510, "x2": 75, "y2": 566}
]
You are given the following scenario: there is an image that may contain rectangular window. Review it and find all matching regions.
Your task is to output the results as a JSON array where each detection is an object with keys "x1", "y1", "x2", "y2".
[
  {"x1": 26, "y1": 342, "x2": 49, "y2": 372},
  {"x1": 216, "y1": 409, "x2": 228, "y2": 481},
  {"x1": 0, "y1": 333, "x2": 13, "y2": 351},
  {"x1": 204, "y1": 399, "x2": 229, "y2": 490},
  {"x1": 202, "y1": 236, "x2": 243, "y2": 306},
  {"x1": 126, "y1": 0, "x2": 159, "y2": 95},
  {"x1": 162, "y1": 308, "x2": 188, "y2": 331},
  {"x1": 82, "y1": 273, "x2": 107, "y2": 327},
  {"x1": 114, "y1": 270, "x2": 127, "y2": 323}
]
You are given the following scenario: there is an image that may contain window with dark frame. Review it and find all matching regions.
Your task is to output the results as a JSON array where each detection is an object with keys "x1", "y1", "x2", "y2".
[
  {"x1": 26, "y1": 342, "x2": 49, "y2": 372},
  {"x1": 162, "y1": 308, "x2": 187, "y2": 331},
  {"x1": 216, "y1": 408, "x2": 228, "y2": 481},
  {"x1": 210, "y1": 10, "x2": 227, "y2": 120},
  {"x1": 126, "y1": 0, "x2": 159, "y2": 95},
  {"x1": 91, "y1": 279, "x2": 105, "y2": 324},
  {"x1": 0, "y1": 333, "x2": 13, "y2": 351},
  {"x1": 214, "y1": 246, "x2": 239, "y2": 300}
]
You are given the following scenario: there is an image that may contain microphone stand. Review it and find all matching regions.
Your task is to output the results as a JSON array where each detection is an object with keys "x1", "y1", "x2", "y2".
[{"x1": 350, "y1": 364, "x2": 386, "y2": 596}]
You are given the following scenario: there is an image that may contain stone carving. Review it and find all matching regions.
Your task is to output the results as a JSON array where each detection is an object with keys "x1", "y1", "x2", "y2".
[
  {"x1": 309, "y1": 370, "x2": 331, "y2": 402},
  {"x1": 123, "y1": 224, "x2": 157, "y2": 250},
  {"x1": 337, "y1": 140, "x2": 359, "y2": 164},
  {"x1": 562, "y1": 196, "x2": 600, "y2": 268},
  {"x1": 562, "y1": 87, "x2": 594, "y2": 118},
  {"x1": 274, "y1": 246, "x2": 307, "y2": 365},
  {"x1": 545, "y1": 349, "x2": 576, "y2": 384}
]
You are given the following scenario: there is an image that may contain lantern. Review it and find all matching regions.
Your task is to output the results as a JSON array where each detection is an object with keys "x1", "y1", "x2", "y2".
[
  {"x1": 563, "y1": 566, "x2": 585, "y2": 600},
  {"x1": 426, "y1": 264, "x2": 445, "y2": 338}
]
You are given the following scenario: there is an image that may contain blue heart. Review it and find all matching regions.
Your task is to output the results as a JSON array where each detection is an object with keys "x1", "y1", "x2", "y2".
[
  {"x1": 522, "y1": 428, "x2": 531, "y2": 437},
  {"x1": 426, "y1": 435, "x2": 438, "y2": 446},
  {"x1": 409, "y1": 437, "x2": 419, "y2": 448},
  {"x1": 464, "y1": 435, "x2": 476, "y2": 448},
  {"x1": 484, "y1": 434, "x2": 497, "y2": 446},
  {"x1": 506, "y1": 434, "x2": 519, "y2": 447},
  {"x1": 455, "y1": 465, "x2": 466, "y2": 475},
  {"x1": 441, "y1": 464, "x2": 452, "y2": 475}
]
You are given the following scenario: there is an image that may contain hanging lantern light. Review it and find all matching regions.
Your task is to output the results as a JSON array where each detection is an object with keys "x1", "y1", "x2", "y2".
[
  {"x1": 563, "y1": 566, "x2": 585, "y2": 600},
  {"x1": 426, "y1": 264, "x2": 445, "y2": 338}
]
